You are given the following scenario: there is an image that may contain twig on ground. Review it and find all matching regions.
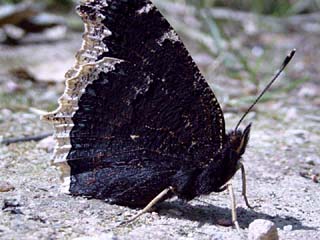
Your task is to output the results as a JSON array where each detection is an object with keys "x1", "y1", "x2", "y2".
[{"x1": 0, "y1": 132, "x2": 53, "y2": 145}]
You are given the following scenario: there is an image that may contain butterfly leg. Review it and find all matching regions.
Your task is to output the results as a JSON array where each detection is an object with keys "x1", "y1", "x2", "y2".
[
  {"x1": 120, "y1": 186, "x2": 174, "y2": 226},
  {"x1": 240, "y1": 163, "x2": 254, "y2": 209},
  {"x1": 228, "y1": 183, "x2": 241, "y2": 231}
]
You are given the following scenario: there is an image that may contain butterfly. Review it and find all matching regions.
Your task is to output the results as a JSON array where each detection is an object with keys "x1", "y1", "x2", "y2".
[{"x1": 43, "y1": 0, "x2": 295, "y2": 228}]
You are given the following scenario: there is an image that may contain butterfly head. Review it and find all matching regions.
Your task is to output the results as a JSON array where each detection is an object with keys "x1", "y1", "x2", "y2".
[
  {"x1": 193, "y1": 124, "x2": 252, "y2": 194},
  {"x1": 228, "y1": 123, "x2": 251, "y2": 157},
  {"x1": 218, "y1": 123, "x2": 252, "y2": 185}
]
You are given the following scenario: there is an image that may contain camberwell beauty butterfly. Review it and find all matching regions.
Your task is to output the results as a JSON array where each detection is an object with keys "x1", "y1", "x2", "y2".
[{"x1": 43, "y1": 0, "x2": 295, "y2": 227}]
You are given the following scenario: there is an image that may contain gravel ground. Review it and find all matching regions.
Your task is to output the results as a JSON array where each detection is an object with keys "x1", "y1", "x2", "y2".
[{"x1": 0, "y1": 23, "x2": 319, "y2": 240}]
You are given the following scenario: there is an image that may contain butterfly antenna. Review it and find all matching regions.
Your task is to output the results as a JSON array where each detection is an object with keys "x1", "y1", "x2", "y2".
[{"x1": 235, "y1": 49, "x2": 296, "y2": 131}]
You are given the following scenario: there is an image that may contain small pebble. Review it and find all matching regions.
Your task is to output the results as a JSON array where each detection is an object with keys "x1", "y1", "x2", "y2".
[
  {"x1": 5, "y1": 81, "x2": 22, "y2": 93},
  {"x1": 217, "y1": 218, "x2": 233, "y2": 227},
  {"x1": 2, "y1": 198, "x2": 24, "y2": 215},
  {"x1": 284, "y1": 107, "x2": 298, "y2": 121},
  {"x1": 248, "y1": 219, "x2": 279, "y2": 240},
  {"x1": 187, "y1": 233, "x2": 194, "y2": 238},
  {"x1": 2, "y1": 198, "x2": 21, "y2": 209},
  {"x1": 0, "y1": 109, "x2": 12, "y2": 119},
  {"x1": 0, "y1": 181, "x2": 15, "y2": 192},
  {"x1": 305, "y1": 156, "x2": 320, "y2": 165},
  {"x1": 37, "y1": 136, "x2": 55, "y2": 152},
  {"x1": 311, "y1": 175, "x2": 319, "y2": 183},
  {"x1": 283, "y1": 225, "x2": 293, "y2": 231},
  {"x1": 298, "y1": 84, "x2": 318, "y2": 98}
]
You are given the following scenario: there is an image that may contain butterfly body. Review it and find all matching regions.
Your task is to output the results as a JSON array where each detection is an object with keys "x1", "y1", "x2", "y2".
[{"x1": 44, "y1": 0, "x2": 251, "y2": 209}]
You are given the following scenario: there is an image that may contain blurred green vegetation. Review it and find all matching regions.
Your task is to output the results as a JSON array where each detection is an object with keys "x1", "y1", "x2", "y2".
[
  {"x1": 1, "y1": 0, "x2": 320, "y2": 15},
  {"x1": 183, "y1": 0, "x2": 320, "y2": 15},
  {"x1": 0, "y1": 0, "x2": 74, "y2": 11},
  {"x1": 0, "y1": 0, "x2": 315, "y2": 107}
]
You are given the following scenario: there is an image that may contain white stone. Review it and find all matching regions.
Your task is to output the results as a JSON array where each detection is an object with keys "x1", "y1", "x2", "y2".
[
  {"x1": 248, "y1": 219, "x2": 279, "y2": 240},
  {"x1": 37, "y1": 136, "x2": 55, "y2": 152},
  {"x1": 283, "y1": 225, "x2": 293, "y2": 231}
]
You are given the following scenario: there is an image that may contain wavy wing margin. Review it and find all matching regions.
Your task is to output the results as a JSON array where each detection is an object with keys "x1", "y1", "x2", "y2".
[{"x1": 41, "y1": 0, "x2": 121, "y2": 192}]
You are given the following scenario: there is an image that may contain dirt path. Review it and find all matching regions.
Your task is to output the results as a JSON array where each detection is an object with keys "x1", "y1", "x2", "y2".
[{"x1": 0, "y1": 21, "x2": 319, "y2": 240}]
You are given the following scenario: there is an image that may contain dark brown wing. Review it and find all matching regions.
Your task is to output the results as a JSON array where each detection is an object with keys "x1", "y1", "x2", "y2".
[{"x1": 46, "y1": 0, "x2": 226, "y2": 205}]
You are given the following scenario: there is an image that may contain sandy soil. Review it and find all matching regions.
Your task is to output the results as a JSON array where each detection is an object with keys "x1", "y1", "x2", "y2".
[{"x1": 0, "y1": 14, "x2": 319, "y2": 240}]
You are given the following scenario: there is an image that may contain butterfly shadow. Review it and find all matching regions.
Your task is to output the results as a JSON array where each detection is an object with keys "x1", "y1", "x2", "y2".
[{"x1": 157, "y1": 199, "x2": 316, "y2": 231}]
